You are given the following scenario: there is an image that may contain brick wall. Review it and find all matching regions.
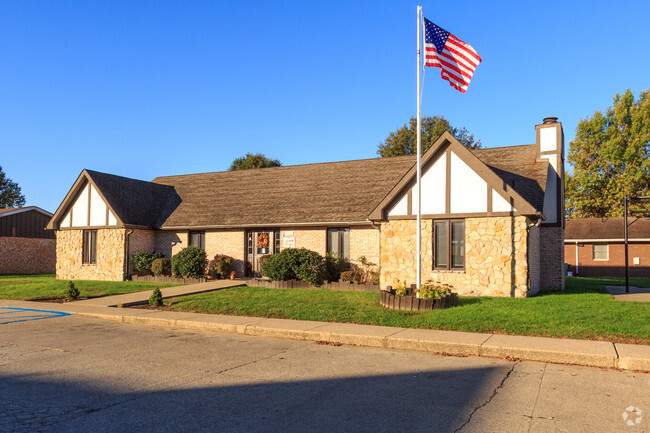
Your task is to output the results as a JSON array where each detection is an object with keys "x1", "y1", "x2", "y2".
[
  {"x1": 564, "y1": 241, "x2": 650, "y2": 278},
  {"x1": 349, "y1": 226, "x2": 380, "y2": 267},
  {"x1": 56, "y1": 229, "x2": 126, "y2": 281},
  {"x1": 0, "y1": 237, "x2": 56, "y2": 274},
  {"x1": 155, "y1": 231, "x2": 188, "y2": 258},
  {"x1": 205, "y1": 230, "x2": 245, "y2": 276},
  {"x1": 285, "y1": 227, "x2": 327, "y2": 256},
  {"x1": 539, "y1": 226, "x2": 565, "y2": 291},
  {"x1": 527, "y1": 224, "x2": 541, "y2": 295}
]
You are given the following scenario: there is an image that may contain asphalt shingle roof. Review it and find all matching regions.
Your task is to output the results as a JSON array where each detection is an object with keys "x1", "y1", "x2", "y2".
[{"x1": 565, "y1": 217, "x2": 650, "y2": 240}]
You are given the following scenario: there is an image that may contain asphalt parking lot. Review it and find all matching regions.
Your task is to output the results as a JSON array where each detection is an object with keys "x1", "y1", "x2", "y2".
[{"x1": 1, "y1": 312, "x2": 648, "y2": 432}]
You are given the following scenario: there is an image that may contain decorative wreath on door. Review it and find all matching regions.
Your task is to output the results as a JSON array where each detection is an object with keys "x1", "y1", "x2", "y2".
[{"x1": 257, "y1": 233, "x2": 269, "y2": 248}]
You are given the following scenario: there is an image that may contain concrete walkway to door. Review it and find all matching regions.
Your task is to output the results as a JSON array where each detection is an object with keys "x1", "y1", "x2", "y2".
[
  {"x1": 606, "y1": 285, "x2": 650, "y2": 302},
  {"x1": 73, "y1": 279, "x2": 246, "y2": 307}
]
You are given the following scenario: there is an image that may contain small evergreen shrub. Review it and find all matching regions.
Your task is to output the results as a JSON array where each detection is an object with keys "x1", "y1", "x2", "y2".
[
  {"x1": 207, "y1": 255, "x2": 234, "y2": 279},
  {"x1": 323, "y1": 253, "x2": 348, "y2": 282},
  {"x1": 257, "y1": 254, "x2": 273, "y2": 276},
  {"x1": 151, "y1": 258, "x2": 172, "y2": 276},
  {"x1": 149, "y1": 287, "x2": 163, "y2": 306},
  {"x1": 131, "y1": 251, "x2": 163, "y2": 272},
  {"x1": 64, "y1": 281, "x2": 80, "y2": 299},
  {"x1": 171, "y1": 246, "x2": 208, "y2": 279},
  {"x1": 261, "y1": 248, "x2": 324, "y2": 286}
]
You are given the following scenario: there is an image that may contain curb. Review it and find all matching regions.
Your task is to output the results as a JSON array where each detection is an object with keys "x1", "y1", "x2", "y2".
[{"x1": 68, "y1": 308, "x2": 650, "y2": 372}]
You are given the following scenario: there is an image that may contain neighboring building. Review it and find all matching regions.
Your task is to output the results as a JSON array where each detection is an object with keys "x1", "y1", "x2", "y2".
[
  {"x1": 47, "y1": 118, "x2": 565, "y2": 297},
  {"x1": 564, "y1": 218, "x2": 650, "y2": 278},
  {"x1": 0, "y1": 206, "x2": 56, "y2": 275}
]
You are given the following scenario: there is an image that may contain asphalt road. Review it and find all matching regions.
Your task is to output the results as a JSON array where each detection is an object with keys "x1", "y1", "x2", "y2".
[{"x1": 0, "y1": 312, "x2": 648, "y2": 433}]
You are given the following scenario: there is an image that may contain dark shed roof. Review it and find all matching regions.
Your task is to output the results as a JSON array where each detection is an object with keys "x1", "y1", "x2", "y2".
[
  {"x1": 565, "y1": 218, "x2": 650, "y2": 241},
  {"x1": 85, "y1": 170, "x2": 180, "y2": 228},
  {"x1": 473, "y1": 144, "x2": 548, "y2": 212}
]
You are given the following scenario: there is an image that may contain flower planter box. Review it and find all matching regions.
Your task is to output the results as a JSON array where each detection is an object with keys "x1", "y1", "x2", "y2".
[{"x1": 380, "y1": 286, "x2": 458, "y2": 311}]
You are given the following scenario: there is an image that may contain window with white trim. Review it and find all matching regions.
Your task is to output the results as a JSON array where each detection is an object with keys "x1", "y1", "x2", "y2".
[{"x1": 592, "y1": 243, "x2": 608, "y2": 261}]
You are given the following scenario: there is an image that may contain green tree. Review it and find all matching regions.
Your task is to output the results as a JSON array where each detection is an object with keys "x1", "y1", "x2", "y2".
[
  {"x1": 566, "y1": 89, "x2": 650, "y2": 218},
  {"x1": 229, "y1": 153, "x2": 281, "y2": 170},
  {"x1": 0, "y1": 166, "x2": 26, "y2": 208},
  {"x1": 377, "y1": 115, "x2": 481, "y2": 157}
]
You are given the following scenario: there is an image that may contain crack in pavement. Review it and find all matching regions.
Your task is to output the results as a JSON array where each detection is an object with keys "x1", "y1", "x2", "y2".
[
  {"x1": 454, "y1": 361, "x2": 519, "y2": 433},
  {"x1": 527, "y1": 363, "x2": 547, "y2": 432}
]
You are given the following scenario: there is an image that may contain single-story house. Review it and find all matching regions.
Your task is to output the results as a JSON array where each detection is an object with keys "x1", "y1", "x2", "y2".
[
  {"x1": 0, "y1": 206, "x2": 56, "y2": 274},
  {"x1": 47, "y1": 117, "x2": 565, "y2": 297},
  {"x1": 564, "y1": 217, "x2": 650, "y2": 278}
]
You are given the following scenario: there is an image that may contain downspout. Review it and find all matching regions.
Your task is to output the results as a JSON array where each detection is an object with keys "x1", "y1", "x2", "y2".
[
  {"x1": 123, "y1": 228, "x2": 134, "y2": 281},
  {"x1": 367, "y1": 217, "x2": 382, "y2": 288},
  {"x1": 575, "y1": 240, "x2": 579, "y2": 276}
]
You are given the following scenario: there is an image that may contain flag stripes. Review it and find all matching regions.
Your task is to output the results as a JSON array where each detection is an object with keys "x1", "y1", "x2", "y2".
[{"x1": 423, "y1": 19, "x2": 481, "y2": 93}]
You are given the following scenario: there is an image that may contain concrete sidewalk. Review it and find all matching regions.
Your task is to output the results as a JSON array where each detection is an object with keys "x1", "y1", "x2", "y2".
[
  {"x1": 72, "y1": 279, "x2": 246, "y2": 307},
  {"x1": 2, "y1": 297, "x2": 649, "y2": 372},
  {"x1": 606, "y1": 285, "x2": 650, "y2": 302}
]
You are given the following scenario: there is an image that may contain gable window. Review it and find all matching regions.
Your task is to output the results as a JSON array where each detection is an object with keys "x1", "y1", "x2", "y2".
[
  {"x1": 327, "y1": 228, "x2": 350, "y2": 260},
  {"x1": 82, "y1": 230, "x2": 97, "y2": 264},
  {"x1": 593, "y1": 243, "x2": 608, "y2": 261},
  {"x1": 433, "y1": 220, "x2": 465, "y2": 270},
  {"x1": 189, "y1": 231, "x2": 205, "y2": 250}
]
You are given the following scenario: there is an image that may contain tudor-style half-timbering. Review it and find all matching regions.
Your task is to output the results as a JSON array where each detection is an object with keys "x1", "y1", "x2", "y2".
[
  {"x1": 58, "y1": 182, "x2": 119, "y2": 229},
  {"x1": 372, "y1": 125, "x2": 564, "y2": 296},
  {"x1": 370, "y1": 131, "x2": 540, "y2": 221}
]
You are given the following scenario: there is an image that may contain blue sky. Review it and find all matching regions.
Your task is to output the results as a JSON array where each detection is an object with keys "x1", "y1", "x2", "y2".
[{"x1": 2, "y1": 1, "x2": 649, "y2": 212}]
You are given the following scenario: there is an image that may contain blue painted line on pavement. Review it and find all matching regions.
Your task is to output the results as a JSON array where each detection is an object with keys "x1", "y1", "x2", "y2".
[{"x1": 0, "y1": 307, "x2": 72, "y2": 325}]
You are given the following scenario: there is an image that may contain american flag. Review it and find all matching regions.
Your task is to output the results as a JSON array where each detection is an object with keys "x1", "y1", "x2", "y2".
[{"x1": 424, "y1": 18, "x2": 481, "y2": 93}]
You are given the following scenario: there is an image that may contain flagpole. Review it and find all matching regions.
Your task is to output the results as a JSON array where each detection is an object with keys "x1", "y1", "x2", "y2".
[{"x1": 416, "y1": 5, "x2": 422, "y2": 290}]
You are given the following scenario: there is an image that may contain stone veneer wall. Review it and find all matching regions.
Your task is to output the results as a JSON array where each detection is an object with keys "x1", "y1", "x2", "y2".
[
  {"x1": 56, "y1": 229, "x2": 126, "y2": 281},
  {"x1": 380, "y1": 216, "x2": 531, "y2": 297},
  {"x1": 0, "y1": 237, "x2": 56, "y2": 274},
  {"x1": 539, "y1": 226, "x2": 565, "y2": 291},
  {"x1": 205, "y1": 230, "x2": 245, "y2": 277}
]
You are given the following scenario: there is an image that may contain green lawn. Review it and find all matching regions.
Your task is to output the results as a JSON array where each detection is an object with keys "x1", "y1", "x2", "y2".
[
  {"x1": 163, "y1": 277, "x2": 650, "y2": 345},
  {"x1": 0, "y1": 274, "x2": 180, "y2": 301}
]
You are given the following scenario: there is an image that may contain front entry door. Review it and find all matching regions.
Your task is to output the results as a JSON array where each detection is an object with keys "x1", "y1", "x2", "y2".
[{"x1": 248, "y1": 230, "x2": 275, "y2": 276}]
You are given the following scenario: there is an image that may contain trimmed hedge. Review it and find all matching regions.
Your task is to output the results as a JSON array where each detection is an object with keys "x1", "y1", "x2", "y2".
[
  {"x1": 171, "y1": 246, "x2": 208, "y2": 279},
  {"x1": 131, "y1": 251, "x2": 163, "y2": 272},
  {"x1": 151, "y1": 258, "x2": 172, "y2": 276},
  {"x1": 207, "y1": 255, "x2": 234, "y2": 279},
  {"x1": 261, "y1": 248, "x2": 324, "y2": 286}
]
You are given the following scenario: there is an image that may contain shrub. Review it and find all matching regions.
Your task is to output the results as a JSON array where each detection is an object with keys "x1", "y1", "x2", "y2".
[
  {"x1": 394, "y1": 280, "x2": 408, "y2": 297},
  {"x1": 207, "y1": 255, "x2": 234, "y2": 279},
  {"x1": 131, "y1": 251, "x2": 163, "y2": 272},
  {"x1": 257, "y1": 254, "x2": 273, "y2": 276},
  {"x1": 340, "y1": 269, "x2": 362, "y2": 283},
  {"x1": 149, "y1": 287, "x2": 163, "y2": 306},
  {"x1": 171, "y1": 246, "x2": 208, "y2": 279},
  {"x1": 323, "y1": 253, "x2": 348, "y2": 282},
  {"x1": 418, "y1": 280, "x2": 453, "y2": 299},
  {"x1": 151, "y1": 258, "x2": 172, "y2": 276},
  {"x1": 64, "y1": 281, "x2": 80, "y2": 299},
  {"x1": 262, "y1": 248, "x2": 324, "y2": 286}
]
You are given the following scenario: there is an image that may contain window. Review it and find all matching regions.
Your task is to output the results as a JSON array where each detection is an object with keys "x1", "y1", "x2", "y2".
[
  {"x1": 433, "y1": 220, "x2": 465, "y2": 270},
  {"x1": 274, "y1": 230, "x2": 281, "y2": 254},
  {"x1": 189, "y1": 231, "x2": 205, "y2": 250},
  {"x1": 82, "y1": 229, "x2": 97, "y2": 264},
  {"x1": 327, "y1": 228, "x2": 350, "y2": 260},
  {"x1": 593, "y1": 243, "x2": 608, "y2": 261}
]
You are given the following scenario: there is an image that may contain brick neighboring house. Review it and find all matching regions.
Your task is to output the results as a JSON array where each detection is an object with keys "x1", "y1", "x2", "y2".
[
  {"x1": 0, "y1": 206, "x2": 56, "y2": 275},
  {"x1": 47, "y1": 118, "x2": 565, "y2": 297},
  {"x1": 564, "y1": 218, "x2": 650, "y2": 278}
]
